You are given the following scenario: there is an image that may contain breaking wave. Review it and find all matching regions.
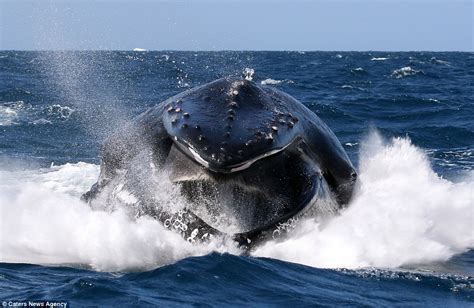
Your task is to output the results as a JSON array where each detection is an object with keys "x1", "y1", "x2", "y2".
[{"x1": 391, "y1": 66, "x2": 423, "y2": 79}]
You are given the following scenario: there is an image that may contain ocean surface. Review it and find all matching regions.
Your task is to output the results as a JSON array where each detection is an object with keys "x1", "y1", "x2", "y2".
[{"x1": 0, "y1": 51, "x2": 473, "y2": 306}]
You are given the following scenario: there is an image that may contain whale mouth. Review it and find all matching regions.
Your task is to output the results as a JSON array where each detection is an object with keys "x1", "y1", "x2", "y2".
[{"x1": 164, "y1": 139, "x2": 322, "y2": 234}]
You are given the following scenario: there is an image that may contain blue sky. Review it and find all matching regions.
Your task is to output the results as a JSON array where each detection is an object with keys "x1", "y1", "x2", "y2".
[{"x1": 1, "y1": 0, "x2": 472, "y2": 51}]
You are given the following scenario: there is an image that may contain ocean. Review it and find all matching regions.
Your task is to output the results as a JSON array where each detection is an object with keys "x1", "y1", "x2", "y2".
[{"x1": 0, "y1": 51, "x2": 472, "y2": 306}]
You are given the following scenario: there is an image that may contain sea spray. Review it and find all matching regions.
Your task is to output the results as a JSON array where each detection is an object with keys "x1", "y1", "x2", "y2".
[
  {"x1": 253, "y1": 131, "x2": 473, "y2": 268},
  {"x1": 0, "y1": 132, "x2": 472, "y2": 271}
]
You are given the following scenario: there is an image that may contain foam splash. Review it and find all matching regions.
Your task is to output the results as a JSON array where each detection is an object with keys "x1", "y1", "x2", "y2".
[
  {"x1": 391, "y1": 66, "x2": 422, "y2": 79},
  {"x1": 260, "y1": 78, "x2": 294, "y2": 85},
  {"x1": 253, "y1": 132, "x2": 473, "y2": 268},
  {"x1": 0, "y1": 164, "x2": 226, "y2": 272},
  {"x1": 0, "y1": 101, "x2": 29, "y2": 126},
  {"x1": 0, "y1": 132, "x2": 472, "y2": 271}
]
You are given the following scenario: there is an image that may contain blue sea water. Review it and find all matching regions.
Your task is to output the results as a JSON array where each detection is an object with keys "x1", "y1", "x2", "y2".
[{"x1": 0, "y1": 51, "x2": 473, "y2": 306}]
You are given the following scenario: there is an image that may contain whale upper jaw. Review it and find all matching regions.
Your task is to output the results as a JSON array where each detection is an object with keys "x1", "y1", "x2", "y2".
[{"x1": 172, "y1": 135, "x2": 302, "y2": 174}]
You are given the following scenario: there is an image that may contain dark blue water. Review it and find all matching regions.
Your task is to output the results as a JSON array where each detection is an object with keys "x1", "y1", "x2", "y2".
[{"x1": 0, "y1": 51, "x2": 473, "y2": 306}]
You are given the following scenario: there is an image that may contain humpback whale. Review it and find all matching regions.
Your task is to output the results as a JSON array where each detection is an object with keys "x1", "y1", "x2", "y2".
[{"x1": 83, "y1": 77, "x2": 357, "y2": 248}]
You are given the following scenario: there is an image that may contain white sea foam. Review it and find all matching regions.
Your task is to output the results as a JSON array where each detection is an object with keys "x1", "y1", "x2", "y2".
[
  {"x1": 253, "y1": 132, "x2": 473, "y2": 268},
  {"x1": 0, "y1": 101, "x2": 28, "y2": 126},
  {"x1": 391, "y1": 66, "x2": 422, "y2": 79},
  {"x1": 46, "y1": 104, "x2": 75, "y2": 119},
  {"x1": 351, "y1": 67, "x2": 367, "y2": 74},
  {"x1": 133, "y1": 48, "x2": 147, "y2": 52},
  {"x1": 243, "y1": 68, "x2": 255, "y2": 81},
  {"x1": 371, "y1": 57, "x2": 388, "y2": 61},
  {"x1": 0, "y1": 163, "x2": 227, "y2": 271},
  {"x1": 260, "y1": 78, "x2": 294, "y2": 85},
  {"x1": 0, "y1": 132, "x2": 472, "y2": 271}
]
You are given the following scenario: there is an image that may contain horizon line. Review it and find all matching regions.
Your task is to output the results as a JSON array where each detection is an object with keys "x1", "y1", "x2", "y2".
[{"x1": 1, "y1": 49, "x2": 473, "y2": 53}]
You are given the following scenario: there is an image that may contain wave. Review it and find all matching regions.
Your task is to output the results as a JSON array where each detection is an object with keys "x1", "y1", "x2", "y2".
[
  {"x1": 260, "y1": 78, "x2": 294, "y2": 85},
  {"x1": 0, "y1": 102, "x2": 75, "y2": 126},
  {"x1": 340, "y1": 85, "x2": 366, "y2": 91},
  {"x1": 253, "y1": 132, "x2": 473, "y2": 268},
  {"x1": 430, "y1": 57, "x2": 450, "y2": 66},
  {"x1": 0, "y1": 132, "x2": 472, "y2": 271},
  {"x1": 351, "y1": 67, "x2": 367, "y2": 74},
  {"x1": 390, "y1": 66, "x2": 423, "y2": 79},
  {"x1": 371, "y1": 57, "x2": 388, "y2": 61},
  {"x1": 0, "y1": 101, "x2": 29, "y2": 126}
]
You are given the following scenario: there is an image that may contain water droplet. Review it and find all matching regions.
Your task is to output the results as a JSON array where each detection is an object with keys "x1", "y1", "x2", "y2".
[
  {"x1": 271, "y1": 126, "x2": 278, "y2": 132},
  {"x1": 175, "y1": 108, "x2": 181, "y2": 113}
]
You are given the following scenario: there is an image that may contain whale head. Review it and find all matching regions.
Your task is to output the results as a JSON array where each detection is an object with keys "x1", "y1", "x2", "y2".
[{"x1": 160, "y1": 78, "x2": 326, "y2": 235}]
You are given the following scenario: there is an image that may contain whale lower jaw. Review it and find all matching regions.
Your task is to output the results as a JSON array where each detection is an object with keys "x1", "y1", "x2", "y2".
[{"x1": 163, "y1": 141, "x2": 334, "y2": 236}]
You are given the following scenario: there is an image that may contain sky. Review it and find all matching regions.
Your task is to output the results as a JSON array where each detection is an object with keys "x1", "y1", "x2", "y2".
[{"x1": 0, "y1": 0, "x2": 472, "y2": 51}]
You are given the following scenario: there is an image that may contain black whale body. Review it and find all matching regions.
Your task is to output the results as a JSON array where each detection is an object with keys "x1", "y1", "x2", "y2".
[{"x1": 83, "y1": 77, "x2": 357, "y2": 247}]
